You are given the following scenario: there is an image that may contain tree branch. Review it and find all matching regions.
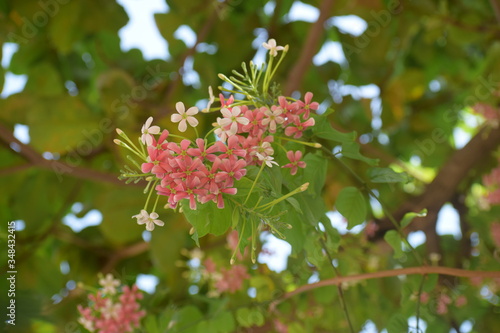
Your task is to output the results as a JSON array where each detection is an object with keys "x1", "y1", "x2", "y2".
[
  {"x1": 284, "y1": 0, "x2": 335, "y2": 95},
  {"x1": 372, "y1": 125, "x2": 500, "y2": 238},
  {"x1": 490, "y1": 0, "x2": 500, "y2": 24},
  {"x1": 0, "y1": 122, "x2": 136, "y2": 186},
  {"x1": 270, "y1": 266, "x2": 500, "y2": 310}
]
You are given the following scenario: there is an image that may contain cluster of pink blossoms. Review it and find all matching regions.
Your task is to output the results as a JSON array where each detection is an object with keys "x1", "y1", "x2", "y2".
[
  {"x1": 77, "y1": 274, "x2": 145, "y2": 333},
  {"x1": 141, "y1": 92, "x2": 318, "y2": 211},
  {"x1": 203, "y1": 257, "x2": 250, "y2": 294},
  {"x1": 483, "y1": 159, "x2": 500, "y2": 205}
]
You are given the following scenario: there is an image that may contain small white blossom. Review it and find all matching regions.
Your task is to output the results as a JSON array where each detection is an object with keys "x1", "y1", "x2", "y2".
[
  {"x1": 98, "y1": 274, "x2": 120, "y2": 295},
  {"x1": 78, "y1": 317, "x2": 95, "y2": 332},
  {"x1": 256, "y1": 153, "x2": 279, "y2": 168},
  {"x1": 202, "y1": 86, "x2": 215, "y2": 113},
  {"x1": 141, "y1": 117, "x2": 160, "y2": 146},
  {"x1": 262, "y1": 38, "x2": 285, "y2": 57},
  {"x1": 133, "y1": 210, "x2": 165, "y2": 231},
  {"x1": 171, "y1": 102, "x2": 199, "y2": 132}
]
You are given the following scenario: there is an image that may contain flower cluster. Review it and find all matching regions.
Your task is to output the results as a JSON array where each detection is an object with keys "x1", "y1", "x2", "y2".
[
  {"x1": 135, "y1": 91, "x2": 317, "y2": 213},
  {"x1": 77, "y1": 274, "x2": 145, "y2": 333},
  {"x1": 483, "y1": 158, "x2": 500, "y2": 205},
  {"x1": 116, "y1": 39, "x2": 319, "y2": 232},
  {"x1": 203, "y1": 257, "x2": 250, "y2": 295}
]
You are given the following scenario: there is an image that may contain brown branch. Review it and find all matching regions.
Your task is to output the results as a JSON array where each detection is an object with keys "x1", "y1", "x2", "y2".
[
  {"x1": 102, "y1": 241, "x2": 150, "y2": 273},
  {"x1": 0, "y1": 163, "x2": 32, "y2": 176},
  {"x1": 373, "y1": 125, "x2": 500, "y2": 237},
  {"x1": 284, "y1": 0, "x2": 335, "y2": 95},
  {"x1": 270, "y1": 266, "x2": 500, "y2": 310},
  {"x1": 490, "y1": 0, "x2": 500, "y2": 24},
  {"x1": 0, "y1": 122, "x2": 137, "y2": 186}
]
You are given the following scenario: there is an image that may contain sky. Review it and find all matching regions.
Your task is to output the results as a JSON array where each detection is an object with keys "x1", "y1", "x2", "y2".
[{"x1": 1, "y1": 2, "x2": 472, "y2": 330}]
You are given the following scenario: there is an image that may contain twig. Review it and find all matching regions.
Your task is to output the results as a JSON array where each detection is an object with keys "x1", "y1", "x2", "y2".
[
  {"x1": 489, "y1": 0, "x2": 500, "y2": 24},
  {"x1": 319, "y1": 238, "x2": 355, "y2": 333},
  {"x1": 0, "y1": 122, "x2": 137, "y2": 186},
  {"x1": 270, "y1": 266, "x2": 500, "y2": 310}
]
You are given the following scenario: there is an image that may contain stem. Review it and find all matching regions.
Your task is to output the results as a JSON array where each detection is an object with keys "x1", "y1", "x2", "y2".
[
  {"x1": 275, "y1": 135, "x2": 322, "y2": 148},
  {"x1": 415, "y1": 275, "x2": 426, "y2": 333},
  {"x1": 144, "y1": 179, "x2": 159, "y2": 210},
  {"x1": 319, "y1": 238, "x2": 355, "y2": 333},
  {"x1": 257, "y1": 183, "x2": 308, "y2": 211},
  {"x1": 230, "y1": 219, "x2": 246, "y2": 265},
  {"x1": 243, "y1": 161, "x2": 266, "y2": 205}
]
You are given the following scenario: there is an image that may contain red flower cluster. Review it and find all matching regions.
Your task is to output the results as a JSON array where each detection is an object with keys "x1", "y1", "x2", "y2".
[
  {"x1": 78, "y1": 283, "x2": 145, "y2": 333},
  {"x1": 142, "y1": 93, "x2": 318, "y2": 210}
]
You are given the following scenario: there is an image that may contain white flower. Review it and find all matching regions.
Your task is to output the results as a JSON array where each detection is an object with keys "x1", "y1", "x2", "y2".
[
  {"x1": 202, "y1": 86, "x2": 215, "y2": 113},
  {"x1": 256, "y1": 153, "x2": 278, "y2": 168},
  {"x1": 262, "y1": 38, "x2": 285, "y2": 57},
  {"x1": 101, "y1": 299, "x2": 122, "y2": 320},
  {"x1": 213, "y1": 118, "x2": 230, "y2": 142},
  {"x1": 219, "y1": 106, "x2": 249, "y2": 136},
  {"x1": 78, "y1": 317, "x2": 95, "y2": 332},
  {"x1": 141, "y1": 117, "x2": 160, "y2": 146},
  {"x1": 251, "y1": 141, "x2": 274, "y2": 157},
  {"x1": 132, "y1": 209, "x2": 165, "y2": 231},
  {"x1": 171, "y1": 102, "x2": 199, "y2": 132},
  {"x1": 98, "y1": 273, "x2": 120, "y2": 295}
]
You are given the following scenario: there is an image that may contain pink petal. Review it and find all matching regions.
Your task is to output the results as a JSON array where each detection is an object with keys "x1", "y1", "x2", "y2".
[
  {"x1": 187, "y1": 117, "x2": 199, "y2": 127},
  {"x1": 175, "y1": 102, "x2": 185, "y2": 114}
]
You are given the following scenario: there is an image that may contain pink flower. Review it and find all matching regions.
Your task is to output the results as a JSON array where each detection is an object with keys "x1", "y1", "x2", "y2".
[
  {"x1": 187, "y1": 138, "x2": 220, "y2": 162},
  {"x1": 491, "y1": 222, "x2": 500, "y2": 248},
  {"x1": 217, "y1": 158, "x2": 247, "y2": 186},
  {"x1": 141, "y1": 117, "x2": 160, "y2": 146},
  {"x1": 174, "y1": 177, "x2": 206, "y2": 210},
  {"x1": 455, "y1": 295, "x2": 467, "y2": 307},
  {"x1": 214, "y1": 265, "x2": 250, "y2": 293},
  {"x1": 219, "y1": 106, "x2": 249, "y2": 136},
  {"x1": 282, "y1": 150, "x2": 306, "y2": 175},
  {"x1": 242, "y1": 108, "x2": 266, "y2": 136},
  {"x1": 171, "y1": 102, "x2": 199, "y2": 132},
  {"x1": 219, "y1": 94, "x2": 234, "y2": 108},
  {"x1": 216, "y1": 135, "x2": 247, "y2": 160},
  {"x1": 262, "y1": 106, "x2": 285, "y2": 133},
  {"x1": 436, "y1": 294, "x2": 452, "y2": 315},
  {"x1": 284, "y1": 116, "x2": 315, "y2": 138},
  {"x1": 296, "y1": 92, "x2": 319, "y2": 118}
]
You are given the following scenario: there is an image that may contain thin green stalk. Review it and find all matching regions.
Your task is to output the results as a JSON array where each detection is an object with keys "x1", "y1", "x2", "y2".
[
  {"x1": 144, "y1": 179, "x2": 159, "y2": 210},
  {"x1": 243, "y1": 161, "x2": 266, "y2": 205},
  {"x1": 319, "y1": 238, "x2": 355, "y2": 333},
  {"x1": 415, "y1": 275, "x2": 426, "y2": 333}
]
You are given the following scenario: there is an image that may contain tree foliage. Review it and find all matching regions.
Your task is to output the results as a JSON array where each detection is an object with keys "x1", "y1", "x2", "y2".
[{"x1": 1, "y1": 0, "x2": 500, "y2": 332}]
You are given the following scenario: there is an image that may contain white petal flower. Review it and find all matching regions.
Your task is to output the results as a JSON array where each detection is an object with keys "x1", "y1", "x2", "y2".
[
  {"x1": 256, "y1": 153, "x2": 279, "y2": 168},
  {"x1": 171, "y1": 102, "x2": 199, "y2": 132},
  {"x1": 202, "y1": 86, "x2": 215, "y2": 113},
  {"x1": 133, "y1": 210, "x2": 164, "y2": 231},
  {"x1": 78, "y1": 317, "x2": 95, "y2": 332},
  {"x1": 141, "y1": 117, "x2": 160, "y2": 146},
  {"x1": 98, "y1": 274, "x2": 120, "y2": 295},
  {"x1": 262, "y1": 38, "x2": 285, "y2": 57}
]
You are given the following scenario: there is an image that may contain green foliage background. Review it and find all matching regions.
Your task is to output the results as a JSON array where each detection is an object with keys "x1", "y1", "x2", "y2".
[{"x1": 1, "y1": 0, "x2": 500, "y2": 332}]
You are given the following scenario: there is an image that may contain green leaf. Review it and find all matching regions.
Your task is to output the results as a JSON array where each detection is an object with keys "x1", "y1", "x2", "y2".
[
  {"x1": 182, "y1": 200, "x2": 233, "y2": 241},
  {"x1": 312, "y1": 114, "x2": 357, "y2": 143},
  {"x1": 387, "y1": 313, "x2": 408, "y2": 333},
  {"x1": 401, "y1": 209, "x2": 427, "y2": 228},
  {"x1": 341, "y1": 141, "x2": 379, "y2": 166},
  {"x1": 47, "y1": 0, "x2": 83, "y2": 54},
  {"x1": 368, "y1": 167, "x2": 411, "y2": 183},
  {"x1": 27, "y1": 96, "x2": 100, "y2": 154},
  {"x1": 384, "y1": 230, "x2": 404, "y2": 259},
  {"x1": 25, "y1": 62, "x2": 64, "y2": 97},
  {"x1": 335, "y1": 187, "x2": 367, "y2": 229}
]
